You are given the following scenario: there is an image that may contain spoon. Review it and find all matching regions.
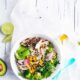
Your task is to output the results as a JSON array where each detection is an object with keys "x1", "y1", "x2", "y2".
[{"x1": 52, "y1": 58, "x2": 75, "y2": 80}]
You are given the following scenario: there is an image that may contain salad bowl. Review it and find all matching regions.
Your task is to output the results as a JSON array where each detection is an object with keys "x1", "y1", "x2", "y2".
[{"x1": 10, "y1": 34, "x2": 61, "y2": 80}]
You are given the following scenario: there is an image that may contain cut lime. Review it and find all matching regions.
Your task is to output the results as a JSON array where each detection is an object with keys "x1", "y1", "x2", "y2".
[
  {"x1": 1, "y1": 22, "x2": 14, "y2": 35},
  {"x1": 3, "y1": 35, "x2": 12, "y2": 42}
]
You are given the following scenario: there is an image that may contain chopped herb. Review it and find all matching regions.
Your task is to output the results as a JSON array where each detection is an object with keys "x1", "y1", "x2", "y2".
[{"x1": 78, "y1": 41, "x2": 80, "y2": 45}]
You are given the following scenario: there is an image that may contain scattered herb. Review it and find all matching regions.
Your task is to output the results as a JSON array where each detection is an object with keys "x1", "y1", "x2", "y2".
[{"x1": 78, "y1": 41, "x2": 80, "y2": 45}]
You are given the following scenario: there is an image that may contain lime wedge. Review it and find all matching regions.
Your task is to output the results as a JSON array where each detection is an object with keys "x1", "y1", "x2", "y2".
[
  {"x1": 1, "y1": 22, "x2": 14, "y2": 35},
  {"x1": 3, "y1": 35, "x2": 12, "y2": 42}
]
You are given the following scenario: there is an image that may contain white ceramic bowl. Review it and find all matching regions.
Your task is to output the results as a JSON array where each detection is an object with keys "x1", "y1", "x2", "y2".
[{"x1": 10, "y1": 34, "x2": 61, "y2": 80}]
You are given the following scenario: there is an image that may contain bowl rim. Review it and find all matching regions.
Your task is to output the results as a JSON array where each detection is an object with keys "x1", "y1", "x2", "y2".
[{"x1": 10, "y1": 34, "x2": 61, "y2": 80}]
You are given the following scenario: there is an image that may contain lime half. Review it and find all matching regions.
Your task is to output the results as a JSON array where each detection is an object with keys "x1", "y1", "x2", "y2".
[
  {"x1": 1, "y1": 22, "x2": 14, "y2": 35},
  {"x1": 3, "y1": 35, "x2": 12, "y2": 42}
]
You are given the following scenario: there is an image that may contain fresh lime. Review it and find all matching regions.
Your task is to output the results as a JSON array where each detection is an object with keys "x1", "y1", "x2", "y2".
[
  {"x1": 3, "y1": 35, "x2": 12, "y2": 42},
  {"x1": 1, "y1": 22, "x2": 14, "y2": 35}
]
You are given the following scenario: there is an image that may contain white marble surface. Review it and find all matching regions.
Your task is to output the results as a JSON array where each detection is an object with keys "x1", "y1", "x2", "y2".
[{"x1": 0, "y1": 0, "x2": 80, "y2": 80}]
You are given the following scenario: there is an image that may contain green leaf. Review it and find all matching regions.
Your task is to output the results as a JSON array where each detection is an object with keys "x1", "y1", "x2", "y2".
[
  {"x1": 44, "y1": 70, "x2": 52, "y2": 78},
  {"x1": 34, "y1": 72, "x2": 42, "y2": 80},
  {"x1": 17, "y1": 46, "x2": 26, "y2": 53},
  {"x1": 52, "y1": 58, "x2": 60, "y2": 67},
  {"x1": 45, "y1": 50, "x2": 49, "y2": 55},
  {"x1": 22, "y1": 49, "x2": 31, "y2": 57},
  {"x1": 23, "y1": 70, "x2": 31, "y2": 78},
  {"x1": 45, "y1": 61, "x2": 53, "y2": 70},
  {"x1": 29, "y1": 75, "x2": 35, "y2": 80},
  {"x1": 2, "y1": 35, "x2": 12, "y2": 42},
  {"x1": 16, "y1": 47, "x2": 31, "y2": 59},
  {"x1": 15, "y1": 52, "x2": 23, "y2": 60},
  {"x1": 48, "y1": 43, "x2": 54, "y2": 52},
  {"x1": 45, "y1": 43, "x2": 54, "y2": 55}
]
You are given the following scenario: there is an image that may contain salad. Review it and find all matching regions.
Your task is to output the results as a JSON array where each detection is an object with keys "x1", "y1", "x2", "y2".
[{"x1": 15, "y1": 37, "x2": 60, "y2": 80}]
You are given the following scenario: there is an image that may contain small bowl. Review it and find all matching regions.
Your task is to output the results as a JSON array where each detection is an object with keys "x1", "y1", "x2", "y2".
[{"x1": 10, "y1": 34, "x2": 61, "y2": 80}]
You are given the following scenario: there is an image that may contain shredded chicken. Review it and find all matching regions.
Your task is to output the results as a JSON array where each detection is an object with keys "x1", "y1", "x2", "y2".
[{"x1": 16, "y1": 37, "x2": 58, "y2": 74}]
